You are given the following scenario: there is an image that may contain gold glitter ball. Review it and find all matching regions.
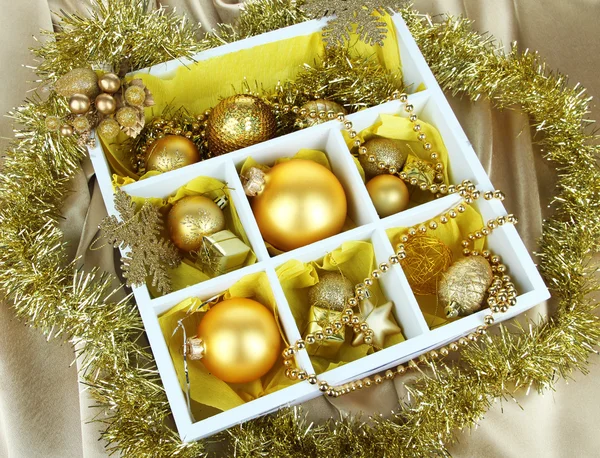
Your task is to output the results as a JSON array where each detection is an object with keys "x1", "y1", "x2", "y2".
[
  {"x1": 116, "y1": 107, "x2": 140, "y2": 128},
  {"x1": 72, "y1": 116, "x2": 91, "y2": 133},
  {"x1": 55, "y1": 68, "x2": 100, "y2": 99},
  {"x1": 45, "y1": 116, "x2": 61, "y2": 132},
  {"x1": 125, "y1": 85, "x2": 146, "y2": 106},
  {"x1": 359, "y1": 137, "x2": 409, "y2": 179},
  {"x1": 399, "y1": 234, "x2": 452, "y2": 295},
  {"x1": 206, "y1": 94, "x2": 276, "y2": 156},
  {"x1": 308, "y1": 271, "x2": 355, "y2": 311},
  {"x1": 97, "y1": 118, "x2": 121, "y2": 139}
]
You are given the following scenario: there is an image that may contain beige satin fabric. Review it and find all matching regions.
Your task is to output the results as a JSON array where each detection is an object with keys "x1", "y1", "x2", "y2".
[{"x1": 1, "y1": 1, "x2": 599, "y2": 457}]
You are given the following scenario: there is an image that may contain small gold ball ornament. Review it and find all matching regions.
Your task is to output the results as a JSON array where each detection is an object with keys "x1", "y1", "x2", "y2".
[
  {"x1": 207, "y1": 94, "x2": 276, "y2": 155},
  {"x1": 194, "y1": 297, "x2": 280, "y2": 384},
  {"x1": 145, "y1": 135, "x2": 201, "y2": 173},
  {"x1": 124, "y1": 85, "x2": 146, "y2": 106},
  {"x1": 72, "y1": 116, "x2": 91, "y2": 133},
  {"x1": 399, "y1": 234, "x2": 452, "y2": 295},
  {"x1": 308, "y1": 272, "x2": 355, "y2": 311},
  {"x1": 116, "y1": 107, "x2": 139, "y2": 128},
  {"x1": 359, "y1": 137, "x2": 409, "y2": 179},
  {"x1": 97, "y1": 72, "x2": 121, "y2": 93},
  {"x1": 438, "y1": 256, "x2": 494, "y2": 318},
  {"x1": 95, "y1": 93, "x2": 117, "y2": 115},
  {"x1": 97, "y1": 118, "x2": 121, "y2": 139},
  {"x1": 68, "y1": 93, "x2": 91, "y2": 115},
  {"x1": 55, "y1": 68, "x2": 100, "y2": 98},
  {"x1": 245, "y1": 160, "x2": 347, "y2": 252},
  {"x1": 366, "y1": 174, "x2": 410, "y2": 217},
  {"x1": 59, "y1": 125, "x2": 74, "y2": 136},
  {"x1": 167, "y1": 196, "x2": 225, "y2": 252}
]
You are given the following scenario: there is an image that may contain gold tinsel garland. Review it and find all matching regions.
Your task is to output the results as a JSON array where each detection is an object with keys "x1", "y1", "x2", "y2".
[{"x1": 0, "y1": 1, "x2": 598, "y2": 457}]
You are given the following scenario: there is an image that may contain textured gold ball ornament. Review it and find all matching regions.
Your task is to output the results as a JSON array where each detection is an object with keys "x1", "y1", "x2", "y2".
[
  {"x1": 72, "y1": 116, "x2": 91, "y2": 133},
  {"x1": 244, "y1": 160, "x2": 347, "y2": 252},
  {"x1": 116, "y1": 107, "x2": 139, "y2": 128},
  {"x1": 95, "y1": 93, "x2": 117, "y2": 115},
  {"x1": 97, "y1": 118, "x2": 121, "y2": 139},
  {"x1": 145, "y1": 135, "x2": 200, "y2": 173},
  {"x1": 97, "y1": 72, "x2": 121, "y2": 93},
  {"x1": 55, "y1": 68, "x2": 100, "y2": 99},
  {"x1": 438, "y1": 256, "x2": 494, "y2": 318},
  {"x1": 308, "y1": 272, "x2": 355, "y2": 311},
  {"x1": 124, "y1": 85, "x2": 146, "y2": 106},
  {"x1": 68, "y1": 93, "x2": 91, "y2": 115},
  {"x1": 45, "y1": 116, "x2": 61, "y2": 132},
  {"x1": 399, "y1": 234, "x2": 452, "y2": 295},
  {"x1": 192, "y1": 298, "x2": 280, "y2": 384},
  {"x1": 359, "y1": 137, "x2": 409, "y2": 179},
  {"x1": 366, "y1": 174, "x2": 410, "y2": 217},
  {"x1": 167, "y1": 196, "x2": 225, "y2": 252},
  {"x1": 207, "y1": 94, "x2": 277, "y2": 155}
]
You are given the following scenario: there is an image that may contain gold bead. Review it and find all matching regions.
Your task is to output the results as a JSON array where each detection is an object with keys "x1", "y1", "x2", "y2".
[
  {"x1": 305, "y1": 334, "x2": 316, "y2": 344},
  {"x1": 458, "y1": 337, "x2": 469, "y2": 346},
  {"x1": 449, "y1": 343, "x2": 459, "y2": 352},
  {"x1": 439, "y1": 347, "x2": 449, "y2": 357},
  {"x1": 374, "y1": 375, "x2": 383, "y2": 384},
  {"x1": 308, "y1": 375, "x2": 318, "y2": 385},
  {"x1": 385, "y1": 370, "x2": 395, "y2": 379}
]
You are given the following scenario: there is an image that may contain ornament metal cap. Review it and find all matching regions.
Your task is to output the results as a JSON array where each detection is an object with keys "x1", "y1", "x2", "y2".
[
  {"x1": 242, "y1": 167, "x2": 266, "y2": 197},
  {"x1": 185, "y1": 337, "x2": 205, "y2": 360}
]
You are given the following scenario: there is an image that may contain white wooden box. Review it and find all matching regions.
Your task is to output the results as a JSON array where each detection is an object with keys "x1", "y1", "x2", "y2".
[{"x1": 88, "y1": 14, "x2": 550, "y2": 443}]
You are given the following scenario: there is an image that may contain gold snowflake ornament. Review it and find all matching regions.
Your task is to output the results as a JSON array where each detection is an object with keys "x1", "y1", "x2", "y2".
[
  {"x1": 99, "y1": 188, "x2": 182, "y2": 295},
  {"x1": 302, "y1": 0, "x2": 401, "y2": 48}
]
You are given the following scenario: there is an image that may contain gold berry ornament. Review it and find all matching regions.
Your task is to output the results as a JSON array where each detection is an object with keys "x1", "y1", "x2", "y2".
[
  {"x1": 68, "y1": 93, "x2": 91, "y2": 115},
  {"x1": 359, "y1": 137, "x2": 409, "y2": 179},
  {"x1": 97, "y1": 72, "x2": 121, "y2": 93},
  {"x1": 55, "y1": 68, "x2": 100, "y2": 99},
  {"x1": 191, "y1": 298, "x2": 280, "y2": 384},
  {"x1": 125, "y1": 85, "x2": 146, "y2": 106},
  {"x1": 399, "y1": 234, "x2": 452, "y2": 295},
  {"x1": 145, "y1": 135, "x2": 201, "y2": 173},
  {"x1": 59, "y1": 124, "x2": 74, "y2": 136},
  {"x1": 95, "y1": 93, "x2": 117, "y2": 115},
  {"x1": 438, "y1": 256, "x2": 494, "y2": 318},
  {"x1": 45, "y1": 116, "x2": 61, "y2": 132},
  {"x1": 97, "y1": 118, "x2": 121, "y2": 139},
  {"x1": 206, "y1": 94, "x2": 277, "y2": 156},
  {"x1": 167, "y1": 196, "x2": 225, "y2": 252},
  {"x1": 308, "y1": 272, "x2": 355, "y2": 311},
  {"x1": 244, "y1": 160, "x2": 347, "y2": 252},
  {"x1": 72, "y1": 116, "x2": 91, "y2": 133},
  {"x1": 366, "y1": 174, "x2": 410, "y2": 217}
]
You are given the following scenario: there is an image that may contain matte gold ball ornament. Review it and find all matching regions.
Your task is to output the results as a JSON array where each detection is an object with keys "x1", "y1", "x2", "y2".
[
  {"x1": 98, "y1": 72, "x2": 121, "y2": 93},
  {"x1": 207, "y1": 94, "x2": 277, "y2": 156},
  {"x1": 95, "y1": 93, "x2": 117, "y2": 115},
  {"x1": 167, "y1": 196, "x2": 225, "y2": 252},
  {"x1": 145, "y1": 135, "x2": 201, "y2": 173},
  {"x1": 359, "y1": 137, "x2": 409, "y2": 179},
  {"x1": 68, "y1": 93, "x2": 91, "y2": 115},
  {"x1": 308, "y1": 272, "x2": 355, "y2": 311},
  {"x1": 366, "y1": 174, "x2": 410, "y2": 217},
  {"x1": 188, "y1": 298, "x2": 281, "y2": 384},
  {"x1": 243, "y1": 160, "x2": 347, "y2": 252}
]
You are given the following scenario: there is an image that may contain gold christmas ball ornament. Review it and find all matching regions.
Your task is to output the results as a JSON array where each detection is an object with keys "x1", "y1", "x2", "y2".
[
  {"x1": 296, "y1": 99, "x2": 347, "y2": 128},
  {"x1": 244, "y1": 160, "x2": 347, "y2": 252},
  {"x1": 399, "y1": 234, "x2": 452, "y2": 295},
  {"x1": 59, "y1": 124, "x2": 74, "y2": 136},
  {"x1": 55, "y1": 68, "x2": 100, "y2": 99},
  {"x1": 116, "y1": 106, "x2": 139, "y2": 128},
  {"x1": 366, "y1": 174, "x2": 410, "y2": 218},
  {"x1": 189, "y1": 298, "x2": 280, "y2": 384},
  {"x1": 206, "y1": 94, "x2": 277, "y2": 156},
  {"x1": 308, "y1": 272, "x2": 355, "y2": 311},
  {"x1": 68, "y1": 93, "x2": 91, "y2": 115},
  {"x1": 438, "y1": 256, "x2": 494, "y2": 318},
  {"x1": 97, "y1": 72, "x2": 121, "y2": 93},
  {"x1": 145, "y1": 135, "x2": 201, "y2": 173},
  {"x1": 72, "y1": 116, "x2": 91, "y2": 133},
  {"x1": 167, "y1": 196, "x2": 225, "y2": 252},
  {"x1": 124, "y1": 85, "x2": 146, "y2": 106},
  {"x1": 97, "y1": 118, "x2": 121, "y2": 139},
  {"x1": 359, "y1": 137, "x2": 409, "y2": 179},
  {"x1": 95, "y1": 93, "x2": 117, "y2": 115}
]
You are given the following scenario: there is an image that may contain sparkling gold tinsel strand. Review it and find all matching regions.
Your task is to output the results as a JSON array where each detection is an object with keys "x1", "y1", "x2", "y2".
[{"x1": 0, "y1": 1, "x2": 598, "y2": 457}]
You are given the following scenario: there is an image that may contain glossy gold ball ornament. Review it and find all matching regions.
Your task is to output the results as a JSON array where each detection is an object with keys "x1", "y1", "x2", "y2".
[
  {"x1": 167, "y1": 196, "x2": 225, "y2": 252},
  {"x1": 97, "y1": 72, "x2": 121, "y2": 93},
  {"x1": 68, "y1": 93, "x2": 91, "y2": 114},
  {"x1": 59, "y1": 125, "x2": 74, "y2": 136},
  {"x1": 145, "y1": 135, "x2": 201, "y2": 173},
  {"x1": 55, "y1": 68, "x2": 100, "y2": 99},
  {"x1": 207, "y1": 94, "x2": 277, "y2": 156},
  {"x1": 95, "y1": 93, "x2": 117, "y2": 115},
  {"x1": 359, "y1": 137, "x2": 409, "y2": 179},
  {"x1": 97, "y1": 118, "x2": 121, "y2": 139},
  {"x1": 246, "y1": 160, "x2": 347, "y2": 252},
  {"x1": 366, "y1": 174, "x2": 410, "y2": 217},
  {"x1": 308, "y1": 272, "x2": 354, "y2": 311},
  {"x1": 194, "y1": 298, "x2": 280, "y2": 384}
]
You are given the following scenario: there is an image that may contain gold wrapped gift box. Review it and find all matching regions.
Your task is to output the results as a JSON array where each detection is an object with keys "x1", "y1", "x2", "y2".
[
  {"x1": 198, "y1": 230, "x2": 251, "y2": 276},
  {"x1": 305, "y1": 305, "x2": 345, "y2": 359}
]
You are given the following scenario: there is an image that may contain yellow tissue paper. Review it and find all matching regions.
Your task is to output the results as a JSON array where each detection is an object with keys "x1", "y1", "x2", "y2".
[
  {"x1": 386, "y1": 206, "x2": 486, "y2": 329},
  {"x1": 276, "y1": 240, "x2": 405, "y2": 375},
  {"x1": 158, "y1": 272, "x2": 296, "y2": 419}
]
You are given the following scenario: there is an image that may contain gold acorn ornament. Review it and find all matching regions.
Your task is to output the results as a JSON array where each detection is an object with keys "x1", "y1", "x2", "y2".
[
  {"x1": 206, "y1": 94, "x2": 277, "y2": 156},
  {"x1": 145, "y1": 135, "x2": 201, "y2": 173},
  {"x1": 438, "y1": 256, "x2": 494, "y2": 318},
  {"x1": 359, "y1": 137, "x2": 409, "y2": 179},
  {"x1": 167, "y1": 196, "x2": 226, "y2": 252},
  {"x1": 308, "y1": 272, "x2": 355, "y2": 311},
  {"x1": 55, "y1": 68, "x2": 100, "y2": 99},
  {"x1": 295, "y1": 99, "x2": 346, "y2": 128},
  {"x1": 243, "y1": 160, "x2": 347, "y2": 252}
]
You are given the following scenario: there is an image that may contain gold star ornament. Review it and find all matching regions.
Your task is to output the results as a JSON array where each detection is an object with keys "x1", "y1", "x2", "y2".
[{"x1": 352, "y1": 299, "x2": 402, "y2": 348}]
